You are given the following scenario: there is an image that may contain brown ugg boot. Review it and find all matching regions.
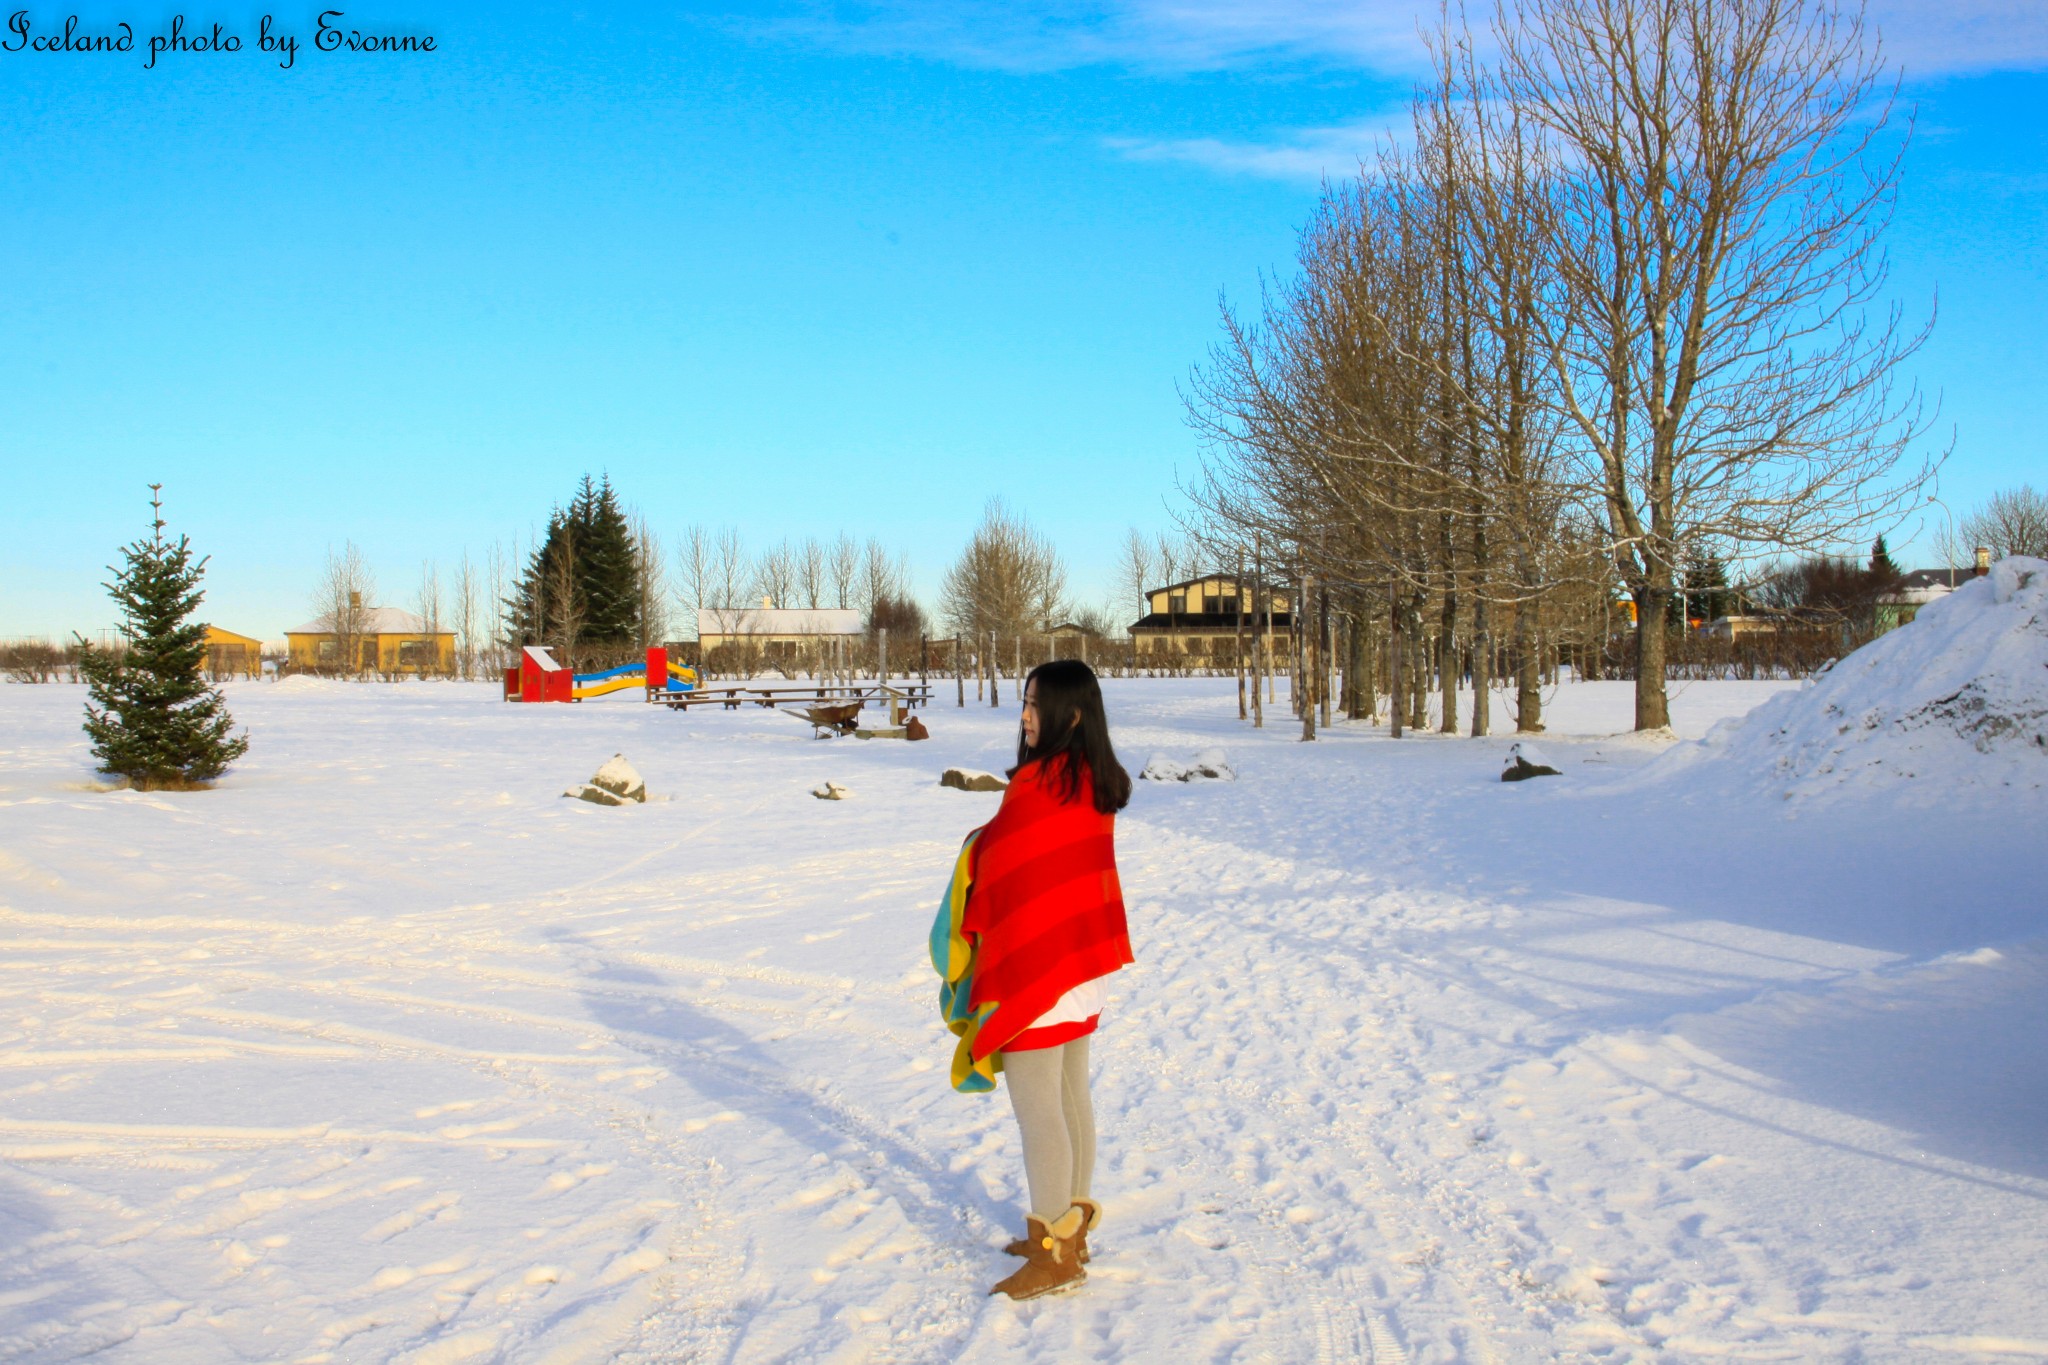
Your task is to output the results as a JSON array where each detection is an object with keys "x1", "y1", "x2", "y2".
[
  {"x1": 1008, "y1": 1197, "x2": 1100, "y2": 1263},
  {"x1": 991, "y1": 1206, "x2": 1086, "y2": 1300}
]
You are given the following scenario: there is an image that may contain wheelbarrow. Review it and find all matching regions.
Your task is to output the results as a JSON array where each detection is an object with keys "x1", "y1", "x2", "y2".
[{"x1": 799, "y1": 701, "x2": 863, "y2": 738}]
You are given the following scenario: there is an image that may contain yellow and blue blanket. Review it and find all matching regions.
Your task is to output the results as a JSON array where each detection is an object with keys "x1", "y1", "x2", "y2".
[{"x1": 928, "y1": 830, "x2": 1003, "y2": 1094}]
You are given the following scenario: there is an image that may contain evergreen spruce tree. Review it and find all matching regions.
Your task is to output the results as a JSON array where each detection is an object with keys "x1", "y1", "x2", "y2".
[
  {"x1": 580, "y1": 476, "x2": 639, "y2": 646},
  {"x1": 1869, "y1": 535, "x2": 1903, "y2": 586},
  {"x1": 508, "y1": 505, "x2": 579, "y2": 651},
  {"x1": 78, "y1": 486, "x2": 250, "y2": 789},
  {"x1": 505, "y1": 476, "x2": 640, "y2": 657}
]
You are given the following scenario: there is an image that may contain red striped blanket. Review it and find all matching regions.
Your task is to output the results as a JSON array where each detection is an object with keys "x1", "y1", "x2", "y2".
[{"x1": 960, "y1": 756, "x2": 1132, "y2": 1062}]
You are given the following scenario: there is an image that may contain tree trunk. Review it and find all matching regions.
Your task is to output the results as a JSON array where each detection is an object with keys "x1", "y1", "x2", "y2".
[
  {"x1": 1514, "y1": 596, "x2": 1543, "y2": 732},
  {"x1": 1408, "y1": 601, "x2": 1429, "y2": 731},
  {"x1": 1252, "y1": 546, "x2": 1265, "y2": 728},
  {"x1": 1471, "y1": 593, "x2": 1491, "y2": 738},
  {"x1": 1300, "y1": 574, "x2": 1317, "y2": 742},
  {"x1": 1235, "y1": 556, "x2": 1247, "y2": 720},
  {"x1": 1351, "y1": 605, "x2": 1374, "y2": 721},
  {"x1": 1632, "y1": 587, "x2": 1672, "y2": 730},
  {"x1": 1388, "y1": 592, "x2": 1404, "y2": 739},
  {"x1": 1438, "y1": 590, "x2": 1459, "y2": 734},
  {"x1": 1319, "y1": 587, "x2": 1333, "y2": 731}
]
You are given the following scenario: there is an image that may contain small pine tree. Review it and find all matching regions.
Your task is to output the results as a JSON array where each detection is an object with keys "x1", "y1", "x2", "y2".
[
  {"x1": 77, "y1": 486, "x2": 250, "y2": 789},
  {"x1": 1869, "y1": 535, "x2": 1903, "y2": 586}
]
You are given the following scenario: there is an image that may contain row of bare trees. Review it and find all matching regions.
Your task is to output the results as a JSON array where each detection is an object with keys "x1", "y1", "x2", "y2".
[
  {"x1": 673, "y1": 529, "x2": 913, "y2": 634},
  {"x1": 1185, "y1": 0, "x2": 1938, "y2": 736}
]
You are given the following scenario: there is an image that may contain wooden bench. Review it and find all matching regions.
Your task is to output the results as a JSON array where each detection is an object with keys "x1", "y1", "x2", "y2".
[{"x1": 655, "y1": 683, "x2": 934, "y2": 715}]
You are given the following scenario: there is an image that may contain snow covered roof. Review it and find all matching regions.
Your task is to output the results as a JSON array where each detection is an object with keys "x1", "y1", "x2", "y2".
[
  {"x1": 285, "y1": 607, "x2": 446, "y2": 635},
  {"x1": 1879, "y1": 568, "x2": 1984, "y2": 607},
  {"x1": 1898, "y1": 568, "x2": 1971, "y2": 590},
  {"x1": 699, "y1": 607, "x2": 864, "y2": 637}
]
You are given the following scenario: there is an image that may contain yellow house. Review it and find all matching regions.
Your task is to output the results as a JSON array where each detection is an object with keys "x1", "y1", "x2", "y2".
[
  {"x1": 201, "y1": 625, "x2": 264, "y2": 678},
  {"x1": 285, "y1": 606, "x2": 456, "y2": 675},
  {"x1": 1129, "y1": 575, "x2": 1293, "y2": 658}
]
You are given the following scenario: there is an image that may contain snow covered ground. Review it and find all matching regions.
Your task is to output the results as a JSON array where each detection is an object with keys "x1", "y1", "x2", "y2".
[{"x1": 1, "y1": 666, "x2": 2044, "y2": 1363}]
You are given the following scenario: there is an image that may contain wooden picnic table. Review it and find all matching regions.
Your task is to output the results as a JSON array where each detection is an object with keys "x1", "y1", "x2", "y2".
[{"x1": 654, "y1": 682, "x2": 933, "y2": 713}]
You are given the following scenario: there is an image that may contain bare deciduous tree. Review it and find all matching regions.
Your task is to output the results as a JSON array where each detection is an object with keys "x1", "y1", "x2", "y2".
[
  {"x1": 860, "y1": 537, "x2": 911, "y2": 618},
  {"x1": 485, "y1": 540, "x2": 510, "y2": 673},
  {"x1": 673, "y1": 524, "x2": 712, "y2": 643},
  {"x1": 941, "y1": 500, "x2": 1068, "y2": 647},
  {"x1": 1957, "y1": 485, "x2": 2048, "y2": 561},
  {"x1": 1498, "y1": 0, "x2": 1938, "y2": 729},
  {"x1": 316, "y1": 542, "x2": 376, "y2": 677},
  {"x1": 1119, "y1": 530, "x2": 1154, "y2": 624},
  {"x1": 453, "y1": 552, "x2": 480, "y2": 679},
  {"x1": 415, "y1": 560, "x2": 444, "y2": 674},
  {"x1": 795, "y1": 537, "x2": 828, "y2": 610},
  {"x1": 632, "y1": 514, "x2": 668, "y2": 648},
  {"x1": 710, "y1": 527, "x2": 749, "y2": 610},
  {"x1": 829, "y1": 533, "x2": 860, "y2": 609},
  {"x1": 754, "y1": 540, "x2": 797, "y2": 609}
]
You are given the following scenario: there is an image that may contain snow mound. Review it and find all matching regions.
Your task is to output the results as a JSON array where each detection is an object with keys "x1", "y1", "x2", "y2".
[
  {"x1": 564, "y1": 753, "x2": 646, "y2": 805},
  {"x1": 1669, "y1": 556, "x2": 2048, "y2": 797},
  {"x1": 939, "y1": 767, "x2": 1007, "y2": 792},
  {"x1": 1142, "y1": 748, "x2": 1235, "y2": 782},
  {"x1": 1502, "y1": 741, "x2": 1562, "y2": 782}
]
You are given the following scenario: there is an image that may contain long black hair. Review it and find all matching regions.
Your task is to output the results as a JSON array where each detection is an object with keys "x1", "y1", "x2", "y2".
[{"x1": 1014, "y1": 659, "x2": 1131, "y2": 813}]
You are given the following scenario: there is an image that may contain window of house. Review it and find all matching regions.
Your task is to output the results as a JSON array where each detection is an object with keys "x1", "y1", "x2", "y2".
[
  {"x1": 1168, "y1": 593, "x2": 1187, "y2": 615},
  {"x1": 1217, "y1": 595, "x2": 1239, "y2": 615},
  {"x1": 317, "y1": 640, "x2": 337, "y2": 662},
  {"x1": 398, "y1": 640, "x2": 430, "y2": 668}
]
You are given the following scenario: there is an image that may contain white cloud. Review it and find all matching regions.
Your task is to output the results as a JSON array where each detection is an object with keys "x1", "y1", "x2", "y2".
[
  {"x1": 1107, "y1": 114, "x2": 1410, "y2": 181},
  {"x1": 1865, "y1": 0, "x2": 2048, "y2": 76},
  {"x1": 753, "y1": 0, "x2": 1436, "y2": 75},
  {"x1": 757, "y1": 0, "x2": 2048, "y2": 80}
]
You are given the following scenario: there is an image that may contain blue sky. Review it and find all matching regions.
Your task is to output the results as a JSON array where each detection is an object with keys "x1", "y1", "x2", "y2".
[{"x1": 2, "y1": 0, "x2": 2043, "y2": 640}]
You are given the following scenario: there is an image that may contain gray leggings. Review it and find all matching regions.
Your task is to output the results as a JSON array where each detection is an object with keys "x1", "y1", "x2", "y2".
[{"x1": 1001, "y1": 1037, "x2": 1095, "y2": 1221}]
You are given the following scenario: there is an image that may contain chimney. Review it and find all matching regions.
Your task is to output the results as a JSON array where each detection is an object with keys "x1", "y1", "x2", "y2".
[
  {"x1": 349, "y1": 591, "x2": 361, "y2": 610},
  {"x1": 1974, "y1": 546, "x2": 1992, "y2": 578},
  {"x1": 761, "y1": 595, "x2": 774, "y2": 609}
]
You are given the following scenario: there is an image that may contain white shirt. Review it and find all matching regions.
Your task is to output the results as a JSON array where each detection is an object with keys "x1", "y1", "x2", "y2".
[{"x1": 1028, "y1": 975, "x2": 1107, "y2": 1029}]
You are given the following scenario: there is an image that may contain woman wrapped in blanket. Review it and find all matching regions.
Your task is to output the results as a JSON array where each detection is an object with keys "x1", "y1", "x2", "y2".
[{"x1": 968, "y1": 660, "x2": 1133, "y2": 1301}]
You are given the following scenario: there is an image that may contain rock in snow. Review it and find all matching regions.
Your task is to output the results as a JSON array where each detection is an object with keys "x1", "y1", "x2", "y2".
[
  {"x1": 940, "y1": 768, "x2": 1008, "y2": 792},
  {"x1": 812, "y1": 781, "x2": 848, "y2": 800},
  {"x1": 1659, "y1": 555, "x2": 2048, "y2": 797},
  {"x1": 1502, "y1": 741, "x2": 1562, "y2": 782},
  {"x1": 564, "y1": 753, "x2": 646, "y2": 805},
  {"x1": 1142, "y1": 748, "x2": 1235, "y2": 782}
]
